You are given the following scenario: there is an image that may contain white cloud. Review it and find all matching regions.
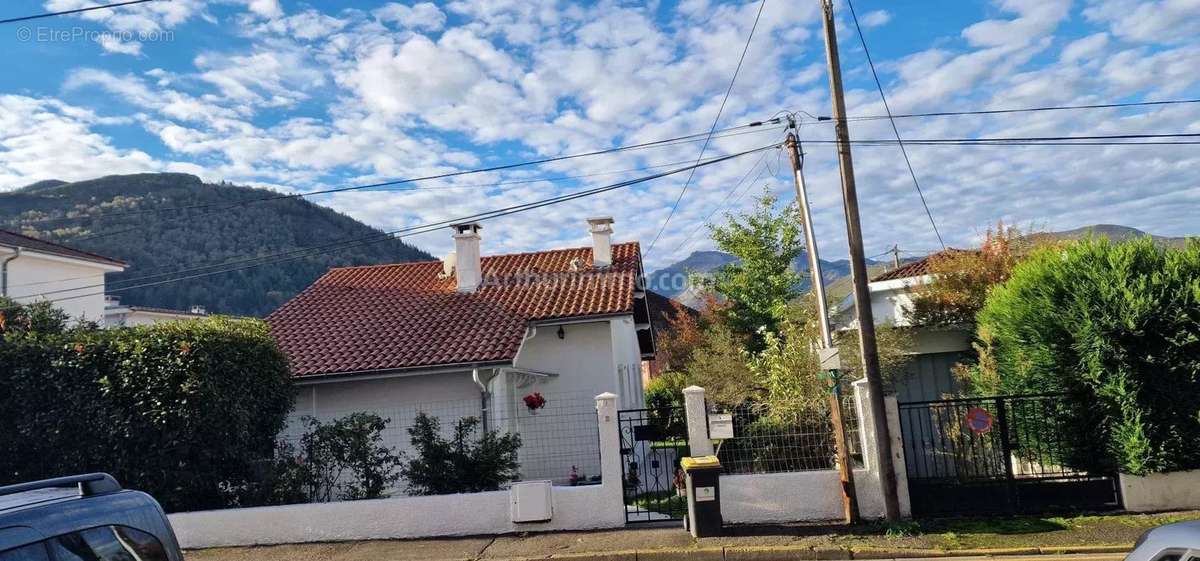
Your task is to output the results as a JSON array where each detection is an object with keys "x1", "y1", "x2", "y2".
[
  {"x1": 1084, "y1": 0, "x2": 1200, "y2": 45},
  {"x1": 1061, "y1": 32, "x2": 1110, "y2": 63},
  {"x1": 374, "y1": 2, "x2": 447, "y2": 31},
  {"x1": 0, "y1": 96, "x2": 165, "y2": 187},
  {"x1": 860, "y1": 10, "x2": 892, "y2": 28},
  {"x1": 962, "y1": 0, "x2": 1071, "y2": 47}
]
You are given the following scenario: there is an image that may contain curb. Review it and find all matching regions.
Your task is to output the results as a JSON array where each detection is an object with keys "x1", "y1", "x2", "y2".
[{"x1": 486, "y1": 544, "x2": 1132, "y2": 561}]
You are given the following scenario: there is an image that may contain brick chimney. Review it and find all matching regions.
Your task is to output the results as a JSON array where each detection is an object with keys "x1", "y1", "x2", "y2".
[
  {"x1": 452, "y1": 223, "x2": 482, "y2": 292},
  {"x1": 587, "y1": 217, "x2": 614, "y2": 268}
]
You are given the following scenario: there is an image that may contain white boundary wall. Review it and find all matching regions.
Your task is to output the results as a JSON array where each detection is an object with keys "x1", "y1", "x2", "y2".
[
  {"x1": 170, "y1": 393, "x2": 625, "y2": 549},
  {"x1": 686, "y1": 380, "x2": 911, "y2": 523},
  {"x1": 1119, "y1": 470, "x2": 1200, "y2": 512}
]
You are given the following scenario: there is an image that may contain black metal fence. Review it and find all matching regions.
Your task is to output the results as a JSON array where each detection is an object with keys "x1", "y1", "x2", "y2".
[
  {"x1": 899, "y1": 393, "x2": 1120, "y2": 516},
  {"x1": 618, "y1": 406, "x2": 689, "y2": 522}
]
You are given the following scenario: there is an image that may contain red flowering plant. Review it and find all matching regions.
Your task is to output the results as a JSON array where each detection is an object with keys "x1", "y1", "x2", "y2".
[{"x1": 523, "y1": 392, "x2": 547, "y2": 412}]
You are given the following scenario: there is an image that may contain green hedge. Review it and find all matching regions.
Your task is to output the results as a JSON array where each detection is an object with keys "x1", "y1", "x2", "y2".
[
  {"x1": 0, "y1": 304, "x2": 294, "y2": 512},
  {"x1": 974, "y1": 238, "x2": 1200, "y2": 475}
]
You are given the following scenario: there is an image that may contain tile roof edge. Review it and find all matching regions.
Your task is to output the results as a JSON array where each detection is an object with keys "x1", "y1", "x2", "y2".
[
  {"x1": 319, "y1": 240, "x2": 642, "y2": 273},
  {"x1": 0, "y1": 228, "x2": 127, "y2": 267}
]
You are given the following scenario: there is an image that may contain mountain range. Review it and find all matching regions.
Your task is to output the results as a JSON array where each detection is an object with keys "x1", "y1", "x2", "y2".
[{"x1": 0, "y1": 174, "x2": 431, "y2": 317}]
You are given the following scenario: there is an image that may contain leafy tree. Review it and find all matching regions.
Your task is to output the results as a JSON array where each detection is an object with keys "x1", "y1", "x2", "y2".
[
  {"x1": 644, "y1": 370, "x2": 689, "y2": 411},
  {"x1": 970, "y1": 238, "x2": 1200, "y2": 475},
  {"x1": 906, "y1": 223, "x2": 1032, "y2": 327},
  {"x1": 706, "y1": 191, "x2": 805, "y2": 349},
  {"x1": 399, "y1": 413, "x2": 522, "y2": 495},
  {"x1": 682, "y1": 322, "x2": 757, "y2": 407}
]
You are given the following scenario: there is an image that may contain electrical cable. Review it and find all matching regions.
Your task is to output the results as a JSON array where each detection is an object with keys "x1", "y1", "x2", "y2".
[
  {"x1": 670, "y1": 148, "x2": 772, "y2": 255},
  {"x1": 0, "y1": 0, "x2": 156, "y2": 24},
  {"x1": 809, "y1": 98, "x2": 1200, "y2": 123},
  {"x1": 846, "y1": 0, "x2": 945, "y2": 250},
  {"x1": 644, "y1": 0, "x2": 768, "y2": 257},
  {"x1": 14, "y1": 121, "x2": 783, "y2": 229}
]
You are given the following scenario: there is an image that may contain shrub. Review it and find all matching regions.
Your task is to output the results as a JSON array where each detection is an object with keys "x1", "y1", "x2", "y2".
[
  {"x1": 973, "y1": 238, "x2": 1200, "y2": 475},
  {"x1": 0, "y1": 308, "x2": 294, "y2": 512},
  {"x1": 268, "y1": 413, "x2": 403, "y2": 503},
  {"x1": 645, "y1": 370, "x2": 688, "y2": 411},
  {"x1": 399, "y1": 413, "x2": 521, "y2": 495}
]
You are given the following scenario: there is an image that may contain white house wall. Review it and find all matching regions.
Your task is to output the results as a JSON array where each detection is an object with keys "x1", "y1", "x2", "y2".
[
  {"x1": 2, "y1": 251, "x2": 113, "y2": 323},
  {"x1": 505, "y1": 319, "x2": 620, "y2": 483},
  {"x1": 284, "y1": 371, "x2": 484, "y2": 465}
]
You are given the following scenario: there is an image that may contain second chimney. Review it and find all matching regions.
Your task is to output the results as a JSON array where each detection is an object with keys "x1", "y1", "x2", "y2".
[
  {"x1": 452, "y1": 223, "x2": 483, "y2": 292},
  {"x1": 587, "y1": 217, "x2": 614, "y2": 268}
]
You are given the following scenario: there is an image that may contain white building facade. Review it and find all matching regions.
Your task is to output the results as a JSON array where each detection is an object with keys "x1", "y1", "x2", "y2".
[{"x1": 0, "y1": 229, "x2": 126, "y2": 323}]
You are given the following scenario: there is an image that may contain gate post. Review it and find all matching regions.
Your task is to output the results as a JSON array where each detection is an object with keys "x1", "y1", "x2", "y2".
[
  {"x1": 683, "y1": 386, "x2": 714, "y2": 457},
  {"x1": 595, "y1": 392, "x2": 625, "y2": 523},
  {"x1": 995, "y1": 396, "x2": 1017, "y2": 513}
]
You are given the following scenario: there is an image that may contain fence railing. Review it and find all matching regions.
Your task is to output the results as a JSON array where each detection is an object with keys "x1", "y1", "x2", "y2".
[
  {"x1": 713, "y1": 394, "x2": 861, "y2": 475},
  {"x1": 282, "y1": 391, "x2": 603, "y2": 493}
]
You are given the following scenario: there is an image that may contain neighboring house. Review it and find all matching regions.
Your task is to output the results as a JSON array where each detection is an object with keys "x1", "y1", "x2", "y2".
[
  {"x1": 640, "y1": 289, "x2": 700, "y2": 384},
  {"x1": 0, "y1": 229, "x2": 126, "y2": 323},
  {"x1": 268, "y1": 218, "x2": 655, "y2": 485},
  {"x1": 833, "y1": 250, "x2": 974, "y2": 402},
  {"x1": 103, "y1": 295, "x2": 208, "y2": 327}
]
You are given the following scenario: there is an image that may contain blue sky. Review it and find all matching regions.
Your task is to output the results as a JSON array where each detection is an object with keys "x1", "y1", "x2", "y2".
[{"x1": 1, "y1": 0, "x2": 1198, "y2": 269}]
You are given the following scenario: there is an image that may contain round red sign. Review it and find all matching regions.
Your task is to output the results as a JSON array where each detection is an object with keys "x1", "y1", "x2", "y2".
[{"x1": 965, "y1": 407, "x2": 994, "y2": 434}]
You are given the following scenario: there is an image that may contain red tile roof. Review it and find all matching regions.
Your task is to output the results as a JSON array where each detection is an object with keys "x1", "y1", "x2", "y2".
[
  {"x1": 0, "y1": 229, "x2": 126, "y2": 267},
  {"x1": 871, "y1": 249, "x2": 976, "y2": 282},
  {"x1": 267, "y1": 242, "x2": 644, "y2": 377}
]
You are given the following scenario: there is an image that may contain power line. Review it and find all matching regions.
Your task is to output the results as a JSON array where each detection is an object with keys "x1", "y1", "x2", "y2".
[
  {"x1": 799, "y1": 132, "x2": 1200, "y2": 145},
  {"x1": 36, "y1": 144, "x2": 779, "y2": 304},
  {"x1": 671, "y1": 148, "x2": 772, "y2": 256},
  {"x1": 810, "y1": 98, "x2": 1200, "y2": 123},
  {"x1": 11, "y1": 122, "x2": 783, "y2": 229},
  {"x1": 846, "y1": 0, "x2": 945, "y2": 250},
  {"x1": 0, "y1": 0, "x2": 156, "y2": 24},
  {"x1": 62, "y1": 143, "x2": 784, "y2": 243},
  {"x1": 644, "y1": 0, "x2": 768, "y2": 257}
]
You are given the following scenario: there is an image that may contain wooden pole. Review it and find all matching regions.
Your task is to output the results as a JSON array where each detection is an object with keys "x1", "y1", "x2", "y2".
[
  {"x1": 819, "y1": 0, "x2": 901, "y2": 521},
  {"x1": 785, "y1": 129, "x2": 860, "y2": 524}
]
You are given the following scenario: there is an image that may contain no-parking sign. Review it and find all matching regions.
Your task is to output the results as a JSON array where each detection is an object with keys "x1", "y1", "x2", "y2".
[{"x1": 965, "y1": 407, "x2": 994, "y2": 434}]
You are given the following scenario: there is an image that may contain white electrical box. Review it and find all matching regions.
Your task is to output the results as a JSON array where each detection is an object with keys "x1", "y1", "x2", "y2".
[
  {"x1": 708, "y1": 413, "x2": 734, "y2": 440},
  {"x1": 510, "y1": 480, "x2": 553, "y2": 523}
]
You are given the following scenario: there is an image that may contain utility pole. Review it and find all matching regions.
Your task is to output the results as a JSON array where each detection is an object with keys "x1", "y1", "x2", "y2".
[
  {"x1": 819, "y1": 0, "x2": 901, "y2": 521},
  {"x1": 786, "y1": 125, "x2": 859, "y2": 524},
  {"x1": 891, "y1": 244, "x2": 901, "y2": 269}
]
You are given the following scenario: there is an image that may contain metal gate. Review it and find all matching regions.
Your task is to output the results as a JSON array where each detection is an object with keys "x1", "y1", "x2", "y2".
[
  {"x1": 618, "y1": 406, "x2": 690, "y2": 523},
  {"x1": 898, "y1": 393, "x2": 1120, "y2": 517}
]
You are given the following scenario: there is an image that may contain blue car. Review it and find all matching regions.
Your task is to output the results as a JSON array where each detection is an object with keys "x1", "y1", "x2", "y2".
[{"x1": 0, "y1": 474, "x2": 183, "y2": 561}]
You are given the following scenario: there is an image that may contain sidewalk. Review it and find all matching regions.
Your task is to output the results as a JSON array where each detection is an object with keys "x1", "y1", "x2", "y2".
[{"x1": 184, "y1": 511, "x2": 1199, "y2": 561}]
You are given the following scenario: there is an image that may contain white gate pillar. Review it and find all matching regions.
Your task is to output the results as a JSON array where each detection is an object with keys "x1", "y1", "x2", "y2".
[{"x1": 682, "y1": 386, "x2": 714, "y2": 457}]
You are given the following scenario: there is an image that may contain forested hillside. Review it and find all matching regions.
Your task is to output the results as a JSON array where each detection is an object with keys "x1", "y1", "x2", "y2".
[{"x1": 0, "y1": 173, "x2": 432, "y2": 317}]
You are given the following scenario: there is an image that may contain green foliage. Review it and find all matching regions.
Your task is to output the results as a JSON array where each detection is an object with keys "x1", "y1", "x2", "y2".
[
  {"x1": 707, "y1": 191, "x2": 805, "y2": 349},
  {"x1": 683, "y1": 322, "x2": 757, "y2": 407},
  {"x1": 0, "y1": 173, "x2": 432, "y2": 317},
  {"x1": 0, "y1": 305, "x2": 294, "y2": 512},
  {"x1": 271, "y1": 413, "x2": 403, "y2": 503},
  {"x1": 399, "y1": 413, "x2": 522, "y2": 495},
  {"x1": 644, "y1": 370, "x2": 688, "y2": 411},
  {"x1": 973, "y1": 238, "x2": 1200, "y2": 475}
]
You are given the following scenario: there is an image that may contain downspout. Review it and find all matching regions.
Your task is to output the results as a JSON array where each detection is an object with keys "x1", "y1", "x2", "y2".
[
  {"x1": 465, "y1": 369, "x2": 489, "y2": 431},
  {"x1": 1, "y1": 246, "x2": 21, "y2": 297}
]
